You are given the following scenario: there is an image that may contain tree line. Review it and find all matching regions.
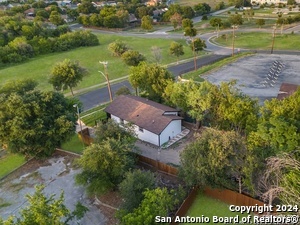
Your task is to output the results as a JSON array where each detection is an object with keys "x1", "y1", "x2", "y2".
[{"x1": 0, "y1": 14, "x2": 98, "y2": 65}]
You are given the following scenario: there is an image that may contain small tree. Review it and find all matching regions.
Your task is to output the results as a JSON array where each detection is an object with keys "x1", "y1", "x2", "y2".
[
  {"x1": 256, "y1": 18, "x2": 265, "y2": 28},
  {"x1": 141, "y1": 15, "x2": 153, "y2": 31},
  {"x1": 169, "y1": 41, "x2": 184, "y2": 64},
  {"x1": 210, "y1": 18, "x2": 223, "y2": 37},
  {"x1": 229, "y1": 14, "x2": 244, "y2": 25},
  {"x1": 115, "y1": 86, "x2": 131, "y2": 96},
  {"x1": 121, "y1": 50, "x2": 145, "y2": 66},
  {"x1": 190, "y1": 38, "x2": 206, "y2": 55},
  {"x1": 49, "y1": 11, "x2": 65, "y2": 25},
  {"x1": 182, "y1": 18, "x2": 193, "y2": 29},
  {"x1": 170, "y1": 12, "x2": 182, "y2": 30},
  {"x1": 151, "y1": 46, "x2": 162, "y2": 64},
  {"x1": 108, "y1": 40, "x2": 129, "y2": 57},
  {"x1": 184, "y1": 25, "x2": 197, "y2": 70},
  {"x1": 49, "y1": 59, "x2": 88, "y2": 96},
  {"x1": 0, "y1": 185, "x2": 88, "y2": 225}
]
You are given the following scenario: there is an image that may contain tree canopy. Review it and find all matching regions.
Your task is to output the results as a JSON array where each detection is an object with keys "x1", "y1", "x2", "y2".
[
  {"x1": 121, "y1": 50, "x2": 145, "y2": 66},
  {"x1": 49, "y1": 59, "x2": 88, "y2": 96},
  {"x1": 129, "y1": 62, "x2": 174, "y2": 102},
  {"x1": 0, "y1": 79, "x2": 76, "y2": 157},
  {"x1": 119, "y1": 169, "x2": 156, "y2": 213},
  {"x1": 76, "y1": 120, "x2": 137, "y2": 194},
  {"x1": 0, "y1": 185, "x2": 87, "y2": 225},
  {"x1": 180, "y1": 128, "x2": 252, "y2": 193},
  {"x1": 120, "y1": 188, "x2": 175, "y2": 225},
  {"x1": 169, "y1": 41, "x2": 184, "y2": 64}
]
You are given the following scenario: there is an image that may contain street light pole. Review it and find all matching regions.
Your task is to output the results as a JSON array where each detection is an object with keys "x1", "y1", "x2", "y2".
[
  {"x1": 73, "y1": 104, "x2": 85, "y2": 149},
  {"x1": 99, "y1": 61, "x2": 113, "y2": 102},
  {"x1": 231, "y1": 25, "x2": 238, "y2": 56},
  {"x1": 271, "y1": 25, "x2": 277, "y2": 54}
]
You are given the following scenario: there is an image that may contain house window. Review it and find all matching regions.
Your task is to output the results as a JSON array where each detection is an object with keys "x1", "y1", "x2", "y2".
[{"x1": 139, "y1": 127, "x2": 144, "y2": 132}]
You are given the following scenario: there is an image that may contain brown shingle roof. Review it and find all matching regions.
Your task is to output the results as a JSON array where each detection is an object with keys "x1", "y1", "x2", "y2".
[
  {"x1": 277, "y1": 83, "x2": 299, "y2": 100},
  {"x1": 105, "y1": 95, "x2": 182, "y2": 135}
]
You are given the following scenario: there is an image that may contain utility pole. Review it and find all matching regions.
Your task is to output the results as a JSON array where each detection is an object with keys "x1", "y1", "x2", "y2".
[
  {"x1": 99, "y1": 61, "x2": 113, "y2": 102},
  {"x1": 271, "y1": 25, "x2": 276, "y2": 54},
  {"x1": 232, "y1": 25, "x2": 238, "y2": 56},
  {"x1": 73, "y1": 104, "x2": 85, "y2": 149}
]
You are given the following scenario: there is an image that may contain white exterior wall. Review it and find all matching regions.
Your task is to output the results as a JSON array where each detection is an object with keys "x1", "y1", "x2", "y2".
[
  {"x1": 163, "y1": 112, "x2": 178, "y2": 116},
  {"x1": 160, "y1": 120, "x2": 182, "y2": 146},
  {"x1": 111, "y1": 114, "x2": 122, "y2": 123},
  {"x1": 134, "y1": 125, "x2": 159, "y2": 146},
  {"x1": 110, "y1": 114, "x2": 182, "y2": 146},
  {"x1": 110, "y1": 114, "x2": 159, "y2": 146}
]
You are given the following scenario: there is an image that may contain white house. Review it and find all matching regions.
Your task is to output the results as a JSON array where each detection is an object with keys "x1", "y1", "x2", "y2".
[{"x1": 105, "y1": 95, "x2": 183, "y2": 147}]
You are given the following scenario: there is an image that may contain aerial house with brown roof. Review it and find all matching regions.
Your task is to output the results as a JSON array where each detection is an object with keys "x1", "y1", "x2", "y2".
[{"x1": 105, "y1": 95, "x2": 182, "y2": 147}]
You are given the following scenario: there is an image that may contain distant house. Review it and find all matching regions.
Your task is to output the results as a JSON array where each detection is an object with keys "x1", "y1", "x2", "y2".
[
  {"x1": 105, "y1": 95, "x2": 183, "y2": 146},
  {"x1": 277, "y1": 83, "x2": 299, "y2": 100},
  {"x1": 24, "y1": 8, "x2": 35, "y2": 18},
  {"x1": 128, "y1": 13, "x2": 138, "y2": 24}
]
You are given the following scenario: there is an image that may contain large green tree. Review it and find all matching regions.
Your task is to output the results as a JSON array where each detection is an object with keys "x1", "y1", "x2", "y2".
[
  {"x1": 141, "y1": 15, "x2": 153, "y2": 31},
  {"x1": 76, "y1": 138, "x2": 136, "y2": 193},
  {"x1": 119, "y1": 169, "x2": 156, "y2": 213},
  {"x1": 120, "y1": 188, "x2": 175, "y2": 225},
  {"x1": 49, "y1": 59, "x2": 88, "y2": 96},
  {"x1": 129, "y1": 62, "x2": 174, "y2": 102},
  {"x1": 76, "y1": 120, "x2": 136, "y2": 194},
  {"x1": 0, "y1": 185, "x2": 87, "y2": 225},
  {"x1": 254, "y1": 89, "x2": 300, "y2": 154},
  {"x1": 180, "y1": 128, "x2": 252, "y2": 193},
  {"x1": 0, "y1": 79, "x2": 76, "y2": 157},
  {"x1": 165, "y1": 80, "x2": 258, "y2": 133}
]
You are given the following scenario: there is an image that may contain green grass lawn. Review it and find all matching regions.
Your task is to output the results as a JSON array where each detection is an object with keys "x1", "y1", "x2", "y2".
[
  {"x1": 182, "y1": 52, "x2": 253, "y2": 81},
  {"x1": 81, "y1": 109, "x2": 107, "y2": 127},
  {"x1": 60, "y1": 133, "x2": 85, "y2": 154},
  {"x1": 0, "y1": 152, "x2": 26, "y2": 179},
  {"x1": 214, "y1": 32, "x2": 300, "y2": 50},
  {"x1": 174, "y1": 0, "x2": 230, "y2": 9},
  {"x1": 183, "y1": 193, "x2": 250, "y2": 224},
  {"x1": 0, "y1": 34, "x2": 194, "y2": 94}
]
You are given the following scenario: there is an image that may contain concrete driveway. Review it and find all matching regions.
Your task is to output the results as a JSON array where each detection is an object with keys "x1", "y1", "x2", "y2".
[{"x1": 0, "y1": 153, "x2": 106, "y2": 225}]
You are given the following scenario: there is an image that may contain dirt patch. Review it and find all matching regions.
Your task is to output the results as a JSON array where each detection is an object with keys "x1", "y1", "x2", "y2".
[{"x1": 96, "y1": 191, "x2": 123, "y2": 225}]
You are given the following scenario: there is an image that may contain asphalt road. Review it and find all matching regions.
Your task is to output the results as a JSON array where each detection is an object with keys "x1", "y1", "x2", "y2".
[{"x1": 78, "y1": 54, "x2": 229, "y2": 111}]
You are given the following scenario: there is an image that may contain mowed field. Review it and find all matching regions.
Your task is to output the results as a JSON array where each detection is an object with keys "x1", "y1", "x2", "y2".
[
  {"x1": 0, "y1": 33, "x2": 193, "y2": 93},
  {"x1": 215, "y1": 32, "x2": 300, "y2": 50},
  {"x1": 175, "y1": 0, "x2": 230, "y2": 9}
]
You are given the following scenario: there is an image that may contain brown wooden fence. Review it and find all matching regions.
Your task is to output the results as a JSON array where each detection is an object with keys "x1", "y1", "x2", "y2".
[
  {"x1": 170, "y1": 187, "x2": 199, "y2": 225},
  {"x1": 204, "y1": 187, "x2": 265, "y2": 208},
  {"x1": 78, "y1": 128, "x2": 93, "y2": 146},
  {"x1": 137, "y1": 154, "x2": 179, "y2": 176}
]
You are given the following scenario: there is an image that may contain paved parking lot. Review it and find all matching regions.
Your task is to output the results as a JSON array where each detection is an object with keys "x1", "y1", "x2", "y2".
[{"x1": 203, "y1": 54, "x2": 300, "y2": 104}]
